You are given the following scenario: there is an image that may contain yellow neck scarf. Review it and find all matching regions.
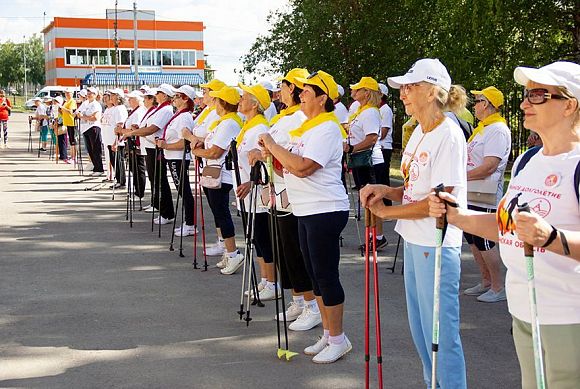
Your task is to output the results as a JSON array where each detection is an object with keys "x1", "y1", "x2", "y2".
[
  {"x1": 468, "y1": 112, "x2": 507, "y2": 143},
  {"x1": 195, "y1": 106, "x2": 215, "y2": 125},
  {"x1": 236, "y1": 114, "x2": 269, "y2": 145},
  {"x1": 289, "y1": 112, "x2": 347, "y2": 139},
  {"x1": 348, "y1": 104, "x2": 378, "y2": 124},
  {"x1": 208, "y1": 112, "x2": 243, "y2": 133},
  {"x1": 269, "y1": 104, "x2": 301, "y2": 126}
]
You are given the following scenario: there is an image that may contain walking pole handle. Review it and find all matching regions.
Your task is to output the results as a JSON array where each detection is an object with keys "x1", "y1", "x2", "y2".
[
  {"x1": 364, "y1": 208, "x2": 375, "y2": 228},
  {"x1": 434, "y1": 183, "x2": 446, "y2": 230},
  {"x1": 518, "y1": 203, "x2": 534, "y2": 257}
]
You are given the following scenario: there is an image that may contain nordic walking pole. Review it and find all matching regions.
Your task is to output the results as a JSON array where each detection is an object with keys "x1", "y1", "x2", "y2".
[
  {"x1": 197, "y1": 159, "x2": 208, "y2": 271},
  {"x1": 518, "y1": 203, "x2": 546, "y2": 389},
  {"x1": 345, "y1": 157, "x2": 364, "y2": 255},
  {"x1": 192, "y1": 158, "x2": 199, "y2": 269},
  {"x1": 431, "y1": 183, "x2": 447, "y2": 388},
  {"x1": 151, "y1": 138, "x2": 160, "y2": 232},
  {"x1": 157, "y1": 147, "x2": 163, "y2": 239},
  {"x1": 178, "y1": 140, "x2": 190, "y2": 258},
  {"x1": 127, "y1": 142, "x2": 134, "y2": 227},
  {"x1": 371, "y1": 209, "x2": 384, "y2": 387},
  {"x1": 112, "y1": 142, "x2": 119, "y2": 201},
  {"x1": 170, "y1": 142, "x2": 187, "y2": 253},
  {"x1": 364, "y1": 208, "x2": 372, "y2": 388},
  {"x1": 27, "y1": 116, "x2": 33, "y2": 152}
]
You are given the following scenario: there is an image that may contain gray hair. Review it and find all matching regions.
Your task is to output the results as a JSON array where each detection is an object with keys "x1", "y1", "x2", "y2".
[{"x1": 249, "y1": 94, "x2": 265, "y2": 114}]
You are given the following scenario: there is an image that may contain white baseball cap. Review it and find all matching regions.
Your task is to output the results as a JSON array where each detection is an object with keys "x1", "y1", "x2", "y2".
[
  {"x1": 337, "y1": 84, "x2": 345, "y2": 97},
  {"x1": 109, "y1": 88, "x2": 124, "y2": 97},
  {"x1": 152, "y1": 83, "x2": 175, "y2": 97},
  {"x1": 139, "y1": 84, "x2": 149, "y2": 91},
  {"x1": 378, "y1": 83, "x2": 389, "y2": 96},
  {"x1": 259, "y1": 80, "x2": 280, "y2": 92},
  {"x1": 514, "y1": 61, "x2": 580, "y2": 101},
  {"x1": 174, "y1": 85, "x2": 196, "y2": 100},
  {"x1": 33, "y1": 97, "x2": 42, "y2": 102},
  {"x1": 126, "y1": 90, "x2": 144, "y2": 100},
  {"x1": 194, "y1": 90, "x2": 203, "y2": 98},
  {"x1": 143, "y1": 88, "x2": 156, "y2": 97},
  {"x1": 87, "y1": 87, "x2": 99, "y2": 94},
  {"x1": 54, "y1": 96, "x2": 64, "y2": 105},
  {"x1": 79, "y1": 89, "x2": 88, "y2": 97},
  {"x1": 388, "y1": 58, "x2": 451, "y2": 92}
]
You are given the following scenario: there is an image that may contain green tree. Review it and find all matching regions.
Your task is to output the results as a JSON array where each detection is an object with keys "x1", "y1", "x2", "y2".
[{"x1": 26, "y1": 35, "x2": 45, "y2": 87}]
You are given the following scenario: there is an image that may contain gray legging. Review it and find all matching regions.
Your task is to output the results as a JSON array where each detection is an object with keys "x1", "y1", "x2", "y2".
[{"x1": 1, "y1": 120, "x2": 7, "y2": 144}]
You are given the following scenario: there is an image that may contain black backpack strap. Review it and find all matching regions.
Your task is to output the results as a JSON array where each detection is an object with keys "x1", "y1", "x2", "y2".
[
  {"x1": 514, "y1": 146, "x2": 541, "y2": 177},
  {"x1": 575, "y1": 160, "x2": 580, "y2": 204}
]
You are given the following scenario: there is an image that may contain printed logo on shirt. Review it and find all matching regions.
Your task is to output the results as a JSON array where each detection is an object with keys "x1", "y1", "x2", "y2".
[
  {"x1": 409, "y1": 162, "x2": 420, "y2": 182},
  {"x1": 418, "y1": 151, "x2": 429, "y2": 165},
  {"x1": 528, "y1": 197, "x2": 551, "y2": 217},
  {"x1": 544, "y1": 173, "x2": 560, "y2": 188},
  {"x1": 496, "y1": 192, "x2": 522, "y2": 236},
  {"x1": 466, "y1": 142, "x2": 476, "y2": 167}
]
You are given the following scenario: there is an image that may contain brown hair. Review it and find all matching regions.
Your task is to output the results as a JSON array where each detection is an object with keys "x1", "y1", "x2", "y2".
[{"x1": 216, "y1": 98, "x2": 238, "y2": 113}]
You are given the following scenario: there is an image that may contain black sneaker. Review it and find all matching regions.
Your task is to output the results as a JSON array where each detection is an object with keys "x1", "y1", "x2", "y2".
[{"x1": 376, "y1": 236, "x2": 388, "y2": 250}]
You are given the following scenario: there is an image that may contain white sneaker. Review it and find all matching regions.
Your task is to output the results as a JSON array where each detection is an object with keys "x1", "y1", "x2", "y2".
[
  {"x1": 153, "y1": 216, "x2": 174, "y2": 225},
  {"x1": 312, "y1": 336, "x2": 352, "y2": 364},
  {"x1": 289, "y1": 305, "x2": 322, "y2": 331},
  {"x1": 245, "y1": 281, "x2": 266, "y2": 296},
  {"x1": 143, "y1": 205, "x2": 156, "y2": 213},
  {"x1": 220, "y1": 252, "x2": 244, "y2": 275},
  {"x1": 275, "y1": 302, "x2": 304, "y2": 322},
  {"x1": 216, "y1": 254, "x2": 229, "y2": 269},
  {"x1": 206, "y1": 239, "x2": 225, "y2": 256},
  {"x1": 174, "y1": 223, "x2": 197, "y2": 237},
  {"x1": 464, "y1": 282, "x2": 491, "y2": 296},
  {"x1": 477, "y1": 288, "x2": 507, "y2": 303},
  {"x1": 258, "y1": 284, "x2": 279, "y2": 301},
  {"x1": 304, "y1": 336, "x2": 329, "y2": 356}
]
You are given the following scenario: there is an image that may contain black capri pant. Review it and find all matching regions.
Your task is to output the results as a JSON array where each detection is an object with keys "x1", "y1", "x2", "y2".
[
  {"x1": 67, "y1": 125, "x2": 77, "y2": 146},
  {"x1": 203, "y1": 183, "x2": 235, "y2": 239},
  {"x1": 241, "y1": 211, "x2": 272, "y2": 263},
  {"x1": 276, "y1": 211, "x2": 313, "y2": 293},
  {"x1": 464, "y1": 204, "x2": 496, "y2": 251},
  {"x1": 297, "y1": 210, "x2": 349, "y2": 306},
  {"x1": 144, "y1": 148, "x2": 174, "y2": 219},
  {"x1": 168, "y1": 159, "x2": 194, "y2": 226}
]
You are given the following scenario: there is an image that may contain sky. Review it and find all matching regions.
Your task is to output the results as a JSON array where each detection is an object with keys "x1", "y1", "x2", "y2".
[{"x1": 0, "y1": 0, "x2": 289, "y2": 84}]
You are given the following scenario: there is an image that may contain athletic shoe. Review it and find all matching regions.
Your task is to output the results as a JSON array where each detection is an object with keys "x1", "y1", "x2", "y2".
[
  {"x1": 174, "y1": 224, "x2": 197, "y2": 237},
  {"x1": 375, "y1": 236, "x2": 388, "y2": 250},
  {"x1": 220, "y1": 252, "x2": 244, "y2": 275},
  {"x1": 206, "y1": 239, "x2": 225, "y2": 256},
  {"x1": 216, "y1": 254, "x2": 229, "y2": 269},
  {"x1": 153, "y1": 216, "x2": 174, "y2": 225},
  {"x1": 304, "y1": 336, "x2": 329, "y2": 356},
  {"x1": 276, "y1": 301, "x2": 304, "y2": 322},
  {"x1": 258, "y1": 284, "x2": 279, "y2": 301},
  {"x1": 477, "y1": 288, "x2": 507, "y2": 303},
  {"x1": 245, "y1": 280, "x2": 266, "y2": 296},
  {"x1": 463, "y1": 282, "x2": 491, "y2": 296},
  {"x1": 143, "y1": 205, "x2": 157, "y2": 213},
  {"x1": 109, "y1": 183, "x2": 125, "y2": 189},
  {"x1": 289, "y1": 305, "x2": 322, "y2": 331},
  {"x1": 90, "y1": 171, "x2": 105, "y2": 177},
  {"x1": 312, "y1": 336, "x2": 352, "y2": 364},
  {"x1": 63, "y1": 159, "x2": 71, "y2": 164},
  {"x1": 39, "y1": 147, "x2": 47, "y2": 152}
]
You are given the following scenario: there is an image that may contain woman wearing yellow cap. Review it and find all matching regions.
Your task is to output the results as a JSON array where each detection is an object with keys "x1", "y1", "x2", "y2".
[
  {"x1": 190, "y1": 86, "x2": 244, "y2": 274},
  {"x1": 235, "y1": 83, "x2": 277, "y2": 299},
  {"x1": 249, "y1": 68, "x2": 321, "y2": 331},
  {"x1": 193, "y1": 79, "x2": 225, "y2": 140},
  {"x1": 462, "y1": 86, "x2": 511, "y2": 303},
  {"x1": 259, "y1": 70, "x2": 351, "y2": 363},
  {"x1": 347, "y1": 76, "x2": 387, "y2": 248}
]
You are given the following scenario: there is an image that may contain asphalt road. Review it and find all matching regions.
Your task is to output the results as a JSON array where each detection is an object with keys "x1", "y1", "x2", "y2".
[{"x1": 0, "y1": 113, "x2": 520, "y2": 388}]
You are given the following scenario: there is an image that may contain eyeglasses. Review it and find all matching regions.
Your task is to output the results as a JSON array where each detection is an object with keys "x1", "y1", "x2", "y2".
[
  {"x1": 524, "y1": 88, "x2": 568, "y2": 105},
  {"x1": 307, "y1": 71, "x2": 329, "y2": 96},
  {"x1": 474, "y1": 99, "x2": 486, "y2": 104},
  {"x1": 174, "y1": 93, "x2": 186, "y2": 100},
  {"x1": 400, "y1": 83, "x2": 423, "y2": 94}
]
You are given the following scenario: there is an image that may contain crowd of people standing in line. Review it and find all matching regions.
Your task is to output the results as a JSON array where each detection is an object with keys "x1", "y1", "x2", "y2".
[{"x1": 24, "y1": 58, "x2": 580, "y2": 388}]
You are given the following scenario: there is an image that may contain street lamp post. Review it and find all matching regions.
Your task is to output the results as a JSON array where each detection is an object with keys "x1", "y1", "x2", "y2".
[{"x1": 23, "y1": 36, "x2": 27, "y2": 99}]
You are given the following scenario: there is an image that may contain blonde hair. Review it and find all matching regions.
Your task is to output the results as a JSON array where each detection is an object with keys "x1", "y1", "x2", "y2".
[
  {"x1": 446, "y1": 85, "x2": 470, "y2": 115},
  {"x1": 558, "y1": 86, "x2": 580, "y2": 127},
  {"x1": 248, "y1": 94, "x2": 265, "y2": 114},
  {"x1": 365, "y1": 88, "x2": 383, "y2": 107}
]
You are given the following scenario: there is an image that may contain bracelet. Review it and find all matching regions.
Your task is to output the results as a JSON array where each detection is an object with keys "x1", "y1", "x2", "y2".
[
  {"x1": 559, "y1": 230, "x2": 571, "y2": 256},
  {"x1": 542, "y1": 225, "x2": 558, "y2": 248}
]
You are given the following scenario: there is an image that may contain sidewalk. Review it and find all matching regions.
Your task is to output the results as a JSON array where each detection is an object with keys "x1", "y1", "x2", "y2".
[{"x1": 0, "y1": 113, "x2": 520, "y2": 388}]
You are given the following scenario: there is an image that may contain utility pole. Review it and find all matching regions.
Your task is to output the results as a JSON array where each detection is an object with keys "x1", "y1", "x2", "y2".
[
  {"x1": 23, "y1": 36, "x2": 27, "y2": 99},
  {"x1": 133, "y1": 1, "x2": 139, "y2": 87},
  {"x1": 114, "y1": 0, "x2": 119, "y2": 88}
]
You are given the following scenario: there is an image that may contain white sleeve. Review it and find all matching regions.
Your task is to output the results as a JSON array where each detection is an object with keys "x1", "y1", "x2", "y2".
[
  {"x1": 211, "y1": 120, "x2": 240, "y2": 150},
  {"x1": 152, "y1": 109, "x2": 173, "y2": 130},
  {"x1": 381, "y1": 106, "x2": 393, "y2": 129},
  {"x1": 430, "y1": 129, "x2": 466, "y2": 189},
  {"x1": 302, "y1": 124, "x2": 340, "y2": 167},
  {"x1": 483, "y1": 127, "x2": 510, "y2": 159},
  {"x1": 361, "y1": 109, "x2": 380, "y2": 136}
]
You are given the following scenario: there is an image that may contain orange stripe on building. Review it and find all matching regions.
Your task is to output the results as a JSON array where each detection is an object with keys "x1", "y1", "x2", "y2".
[
  {"x1": 56, "y1": 78, "x2": 83, "y2": 86},
  {"x1": 53, "y1": 17, "x2": 203, "y2": 32},
  {"x1": 54, "y1": 38, "x2": 203, "y2": 50}
]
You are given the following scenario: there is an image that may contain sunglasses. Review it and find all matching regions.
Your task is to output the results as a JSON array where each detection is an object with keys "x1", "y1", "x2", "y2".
[
  {"x1": 524, "y1": 88, "x2": 568, "y2": 105},
  {"x1": 174, "y1": 93, "x2": 186, "y2": 100},
  {"x1": 307, "y1": 71, "x2": 329, "y2": 96},
  {"x1": 474, "y1": 99, "x2": 486, "y2": 104}
]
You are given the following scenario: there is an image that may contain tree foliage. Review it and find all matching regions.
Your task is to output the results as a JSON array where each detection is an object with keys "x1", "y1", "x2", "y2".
[
  {"x1": 241, "y1": 0, "x2": 579, "y2": 93},
  {"x1": 0, "y1": 35, "x2": 45, "y2": 90}
]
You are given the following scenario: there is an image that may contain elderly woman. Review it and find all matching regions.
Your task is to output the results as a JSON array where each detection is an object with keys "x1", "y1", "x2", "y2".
[
  {"x1": 105, "y1": 89, "x2": 128, "y2": 187},
  {"x1": 185, "y1": 86, "x2": 244, "y2": 273},
  {"x1": 259, "y1": 70, "x2": 350, "y2": 363},
  {"x1": 462, "y1": 86, "x2": 511, "y2": 303},
  {"x1": 77, "y1": 87, "x2": 104, "y2": 175},
  {"x1": 430, "y1": 61, "x2": 580, "y2": 389},
  {"x1": 360, "y1": 59, "x2": 467, "y2": 388},
  {"x1": 347, "y1": 77, "x2": 387, "y2": 248},
  {"x1": 234, "y1": 82, "x2": 277, "y2": 299},
  {"x1": 156, "y1": 85, "x2": 196, "y2": 236}
]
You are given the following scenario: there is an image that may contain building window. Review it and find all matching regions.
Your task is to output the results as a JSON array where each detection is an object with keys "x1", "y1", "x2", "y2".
[
  {"x1": 98, "y1": 49, "x2": 108, "y2": 65},
  {"x1": 162, "y1": 50, "x2": 172, "y2": 66},
  {"x1": 66, "y1": 49, "x2": 76, "y2": 65},
  {"x1": 186, "y1": 51, "x2": 197, "y2": 66},
  {"x1": 76, "y1": 49, "x2": 88, "y2": 65},
  {"x1": 120, "y1": 50, "x2": 131, "y2": 66},
  {"x1": 141, "y1": 50, "x2": 152, "y2": 66},
  {"x1": 110, "y1": 49, "x2": 117, "y2": 65},
  {"x1": 88, "y1": 49, "x2": 98, "y2": 66},
  {"x1": 172, "y1": 51, "x2": 182, "y2": 66}
]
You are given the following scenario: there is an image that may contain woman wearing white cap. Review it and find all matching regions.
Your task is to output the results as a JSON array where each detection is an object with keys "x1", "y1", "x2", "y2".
[
  {"x1": 259, "y1": 80, "x2": 280, "y2": 122},
  {"x1": 103, "y1": 89, "x2": 128, "y2": 187},
  {"x1": 188, "y1": 86, "x2": 244, "y2": 273},
  {"x1": 259, "y1": 70, "x2": 351, "y2": 363},
  {"x1": 77, "y1": 87, "x2": 104, "y2": 175},
  {"x1": 249, "y1": 68, "x2": 322, "y2": 330},
  {"x1": 361, "y1": 58, "x2": 467, "y2": 388},
  {"x1": 378, "y1": 83, "x2": 393, "y2": 205},
  {"x1": 430, "y1": 61, "x2": 580, "y2": 389},
  {"x1": 347, "y1": 76, "x2": 387, "y2": 248},
  {"x1": 119, "y1": 90, "x2": 147, "y2": 200},
  {"x1": 121, "y1": 84, "x2": 175, "y2": 222},
  {"x1": 333, "y1": 85, "x2": 349, "y2": 125},
  {"x1": 156, "y1": 85, "x2": 196, "y2": 236}
]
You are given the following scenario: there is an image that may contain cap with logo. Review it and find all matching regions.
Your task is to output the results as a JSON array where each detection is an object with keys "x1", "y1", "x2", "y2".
[
  {"x1": 350, "y1": 76, "x2": 380, "y2": 92},
  {"x1": 514, "y1": 61, "x2": 580, "y2": 101},
  {"x1": 470, "y1": 86, "x2": 504, "y2": 108},
  {"x1": 200, "y1": 79, "x2": 226, "y2": 92},
  {"x1": 295, "y1": 70, "x2": 339, "y2": 100},
  {"x1": 388, "y1": 58, "x2": 452, "y2": 92},
  {"x1": 209, "y1": 86, "x2": 241, "y2": 105},
  {"x1": 238, "y1": 83, "x2": 271, "y2": 111}
]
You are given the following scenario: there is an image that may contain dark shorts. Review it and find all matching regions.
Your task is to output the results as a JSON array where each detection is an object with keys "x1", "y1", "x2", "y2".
[
  {"x1": 67, "y1": 125, "x2": 77, "y2": 145},
  {"x1": 464, "y1": 204, "x2": 496, "y2": 251}
]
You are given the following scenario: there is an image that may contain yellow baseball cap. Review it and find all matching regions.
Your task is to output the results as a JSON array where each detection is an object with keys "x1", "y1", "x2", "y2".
[
  {"x1": 278, "y1": 68, "x2": 309, "y2": 88},
  {"x1": 295, "y1": 70, "x2": 339, "y2": 99},
  {"x1": 350, "y1": 76, "x2": 380, "y2": 92},
  {"x1": 470, "y1": 86, "x2": 504, "y2": 108},
  {"x1": 238, "y1": 83, "x2": 271, "y2": 111},
  {"x1": 200, "y1": 78, "x2": 226, "y2": 91},
  {"x1": 209, "y1": 86, "x2": 240, "y2": 105}
]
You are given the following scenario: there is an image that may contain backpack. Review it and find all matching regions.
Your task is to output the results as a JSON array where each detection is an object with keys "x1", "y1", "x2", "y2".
[
  {"x1": 452, "y1": 113, "x2": 473, "y2": 141},
  {"x1": 514, "y1": 146, "x2": 580, "y2": 203}
]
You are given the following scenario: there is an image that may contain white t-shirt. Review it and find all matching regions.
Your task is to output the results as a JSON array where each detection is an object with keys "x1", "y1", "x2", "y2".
[
  {"x1": 124, "y1": 105, "x2": 147, "y2": 154},
  {"x1": 334, "y1": 102, "x2": 349, "y2": 124},
  {"x1": 137, "y1": 106, "x2": 156, "y2": 154},
  {"x1": 163, "y1": 111, "x2": 195, "y2": 160},
  {"x1": 193, "y1": 108, "x2": 219, "y2": 139},
  {"x1": 395, "y1": 117, "x2": 467, "y2": 247},
  {"x1": 498, "y1": 145, "x2": 580, "y2": 325},
  {"x1": 379, "y1": 104, "x2": 393, "y2": 149},
  {"x1": 264, "y1": 102, "x2": 277, "y2": 122},
  {"x1": 234, "y1": 122, "x2": 269, "y2": 213},
  {"x1": 35, "y1": 104, "x2": 47, "y2": 126},
  {"x1": 204, "y1": 118, "x2": 241, "y2": 185},
  {"x1": 100, "y1": 105, "x2": 128, "y2": 146},
  {"x1": 348, "y1": 107, "x2": 384, "y2": 165},
  {"x1": 144, "y1": 104, "x2": 174, "y2": 149},
  {"x1": 78, "y1": 100, "x2": 102, "y2": 134},
  {"x1": 348, "y1": 100, "x2": 360, "y2": 116},
  {"x1": 284, "y1": 119, "x2": 350, "y2": 217},
  {"x1": 269, "y1": 110, "x2": 307, "y2": 212},
  {"x1": 467, "y1": 121, "x2": 511, "y2": 207}
]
